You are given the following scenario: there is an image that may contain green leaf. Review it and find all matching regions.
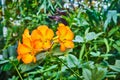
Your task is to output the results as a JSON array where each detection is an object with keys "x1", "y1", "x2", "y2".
[
  {"x1": 74, "y1": 18, "x2": 89, "y2": 27},
  {"x1": 83, "y1": 68, "x2": 91, "y2": 80},
  {"x1": 112, "y1": 11, "x2": 117, "y2": 24},
  {"x1": 96, "y1": 32, "x2": 104, "y2": 37},
  {"x1": 48, "y1": 0, "x2": 54, "y2": 11},
  {"x1": 85, "y1": 32, "x2": 103, "y2": 41},
  {"x1": 90, "y1": 51, "x2": 100, "y2": 57},
  {"x1": 44, "y1": 65, "x2": 57, "y2": 72},
  {"x1": 100, "y1": 54, "x2": 113, "y2": 57},
  {"x1": 108, "y1": 27, "x2": 119, "y2": 37},
  {"x1": 0, "y1": 60, "x2": 9, "y2": 64},
  {"x1": 36, "y1": 52, "x2": 46, "y2": 61},
  {"x1": 85, "y1": 32, "x2": 96, "y2": 41},
  {"x1": 104, "y1": 38, "x2": 110, "y2": 53},
  {"x1": 116, "y1": 40, "x2": 120, "y2": 46},
  {"x1": 115, "y1": 60, "x2": 120, "y2": 67},
  {"x1": 82, "y1": 62, "x2": 107, "y2": 80},
  {"x1": 109, "y1": 60, "x2": 120, "y2": 72},
  {"x1": 34, "y1": 77, "x2": 42, "y2": 80},
  {"x1": 83, "y1": 65, "x2": 107, "y2": 80},
  {"x1": 52, "y1": 46, "x2": 72, "y2": 56},
  {"x1": 8, "y1": 45, "x2": 16, "y2": 57},
  {"x1": 52, "y1": 47, "x2": 64, "y2": 56},
  {"x1": 2, "y1": 49, "x2": 8, "y2": 59},
  {"x1": 24, "y1": 17, "x2": 32, "y2": 20},
  {"x1": 109, "y1": 65, "x2": 120, "y2": 72},
  {"x1": 66, "y1": 54, "x2": 80, "y2": 68},
  {"x1": 18, "y1": 63, "x2": 38, "y2": 73},
  {"x1": 1, "y1": 62, "x2": 13, "y2": 71},
  {"x1": 85, "y1": 28, "x2": 90, "y2": 36},
  {"x1": 113, "y1": 44, "x2": 120, "y2": 52},
  {"x1": 73, "y1": 35, "x2": 84, "y2": 43},
  {"x1": 92, "y1": 67, "x2": 107, "y2": 80},
  {"x1": 61, "y1": 54, "x2": 80, "y2": 71},
  {"x1": 8, "y1": 76, "x2": 19, "y2": 80},
  {"x1": 104, "y1": 10, "x2": 117, "y2": 31},
  {"x1": 68, "y1": 75, "x2": 77, "y2": 80}
]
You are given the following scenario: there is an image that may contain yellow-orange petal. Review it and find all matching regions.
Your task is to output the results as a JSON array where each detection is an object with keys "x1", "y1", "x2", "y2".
[
  {"x1": 22, "y1": 37, "x2": 32, "y2": 48},
  {"x1": 17, "y1": 42, "x2": 31, "y2": 55},
  {"x1": 66, "y1": 26, "x2": 72, "y2": 31},
  {"x1": 22, "y1": 54, "x2": 35, "y2": 64},
  {"x1": 37, "y1": 25, "x2": 48, "y2": 36},
  {"x1": 58, "y1": 23, "x2": 64, "y2": 27},
  {"x1": 64, "y1": 41, "x2": 74, "y2": 48},
  {"x1": 58, "y1": 23, "x2": 67, "y2": 36},
  {"x1": 58, "y1": 23, "x2": 65, "y2": 30},
  {"x1": 33, "y1": 40, "x2": 43, "y2": 52},
  {"x1": 31, "y1": 29, "x2": 42, "y2": 41},
  {"x1": 22, "y1": 29, "x2": 32, "y2": 48},
  {"x1": 23, "y1": 29, "x2": 31, "y2": 39},
  {"x1": 46, "y1": 29, "x2": 54, "y2": 40},
  {"x1": 65, "y1": 31, "x2": 74, "y2": 40},
  {"x1": 56, "y1": 31, "x2": 60, "y2": 37},
  {"x1": 60, "y1": 43, "x2": 66, "y2": 52},
  {"x1": 43, "y1": 40, "x2": 51, "y2": 50},
  {"x1": 57, "y1": 23, "x2": 74, "y2": 40}
]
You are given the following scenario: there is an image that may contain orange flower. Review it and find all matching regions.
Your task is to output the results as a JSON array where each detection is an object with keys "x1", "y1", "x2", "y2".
[
  {"x1": 17, "y1": 29, "x2": 40, "y2": 64},
  {"x1": 55, "y1": 23, "x2": 74, "y2": 51},
  {"x1": 31, "y1": 25, "x2": 54, "y2": 51},
  {"x1": 17, "y1": 25, "x2": 54, "y2": 64}
]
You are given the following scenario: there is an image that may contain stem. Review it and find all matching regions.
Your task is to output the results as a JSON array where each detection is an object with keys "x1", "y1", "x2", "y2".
[
  {"x1": 11, "y1": 61, "x2": 23, "y2": 80},
  {"x1": 79, "y1": 43, "x2": 85, "y2": 60},
  {"x1": 56, "y1": 56, "x2": 82, "y2": 79}
]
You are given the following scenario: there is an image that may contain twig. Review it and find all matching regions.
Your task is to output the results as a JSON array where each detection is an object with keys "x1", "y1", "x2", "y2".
[{"x1": 55, "y1": 56, "x2": 82, "y2": 79}]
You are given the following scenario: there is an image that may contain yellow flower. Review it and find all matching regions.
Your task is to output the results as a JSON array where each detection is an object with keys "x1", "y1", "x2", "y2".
[
  {"x1": 31, "y1": 25, "x2": 54, "y2": 51},
  {"x1": 55, "y1": 23, "x2": 74, "y2": 51},
  {"x1": 17, "y1": 29, "x2": 40, "y2": 64}
]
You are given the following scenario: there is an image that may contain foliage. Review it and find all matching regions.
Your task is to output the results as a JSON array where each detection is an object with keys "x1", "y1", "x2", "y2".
[{"x1": 0, "y1": 0, "x2": 120, "y2": 80}]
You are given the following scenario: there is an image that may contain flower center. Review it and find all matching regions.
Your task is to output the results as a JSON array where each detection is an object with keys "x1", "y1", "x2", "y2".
[{"x1": 60, "y1": 36, "x2": 66, "y2": 43}]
